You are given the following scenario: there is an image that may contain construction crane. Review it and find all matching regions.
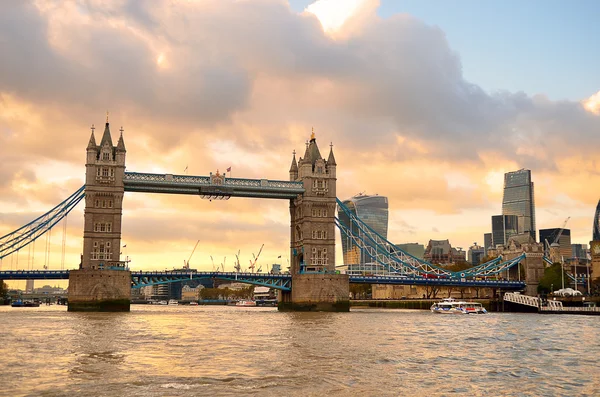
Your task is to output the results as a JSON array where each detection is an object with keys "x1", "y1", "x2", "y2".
[
  {"x1": 545, "y1": 217, "x2": 570, "y2": 258},
  {"x1": 234, "y1": 250, "x2": 242, "y2": 273},
  {"x1": 248, "y1": 244, "x2": 264, "y2": 273},
  {"x1": 185, "y1": 240, "x2": 200, "y2": 270}
]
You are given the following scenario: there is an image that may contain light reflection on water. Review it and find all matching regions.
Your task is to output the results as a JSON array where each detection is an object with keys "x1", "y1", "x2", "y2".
[{"x1": 0, "y1": 305, "x2": 598, "y2": 396}]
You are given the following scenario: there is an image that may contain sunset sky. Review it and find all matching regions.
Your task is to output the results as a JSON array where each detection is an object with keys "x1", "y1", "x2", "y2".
[{"x1": 1, "y1": 0, "x2": 600, "y2": 284}]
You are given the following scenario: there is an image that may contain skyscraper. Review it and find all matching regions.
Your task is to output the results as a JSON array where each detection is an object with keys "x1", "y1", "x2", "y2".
[
  {"x1": 338, "y1": 194, "x2": 388, "y2": 265},
  {"x1": 593, "y1": 199, "x2": 600, "y2": 241},
  {"x1": 502, "y1": 169, "x2": 536, "y2": 240},
  {"x1": 491, "y1": 215, "x2": 520, "y2": 247}
]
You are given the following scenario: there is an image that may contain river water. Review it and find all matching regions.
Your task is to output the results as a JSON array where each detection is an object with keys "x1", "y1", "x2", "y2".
[{"x1": 0, "y1": 305, "x2": 598, "y2": 396}]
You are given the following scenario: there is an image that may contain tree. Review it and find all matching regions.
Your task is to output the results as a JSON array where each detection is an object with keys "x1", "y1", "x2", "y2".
[
  {"x1": 537, "y1": 263, "x2": 565, "y2": 294},
  {"x1": 0, "y1": 281, "x2": 8, "y2": 304}
]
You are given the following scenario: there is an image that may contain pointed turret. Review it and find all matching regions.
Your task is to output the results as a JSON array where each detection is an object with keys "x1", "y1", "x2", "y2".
[
  {"x1": 100, "y1": 122, "x2": 113, "y2": 147},
  {"x1": 327, "y1": 143, "x2": 336, "y2": 166},
  {"x1": 289, "y1": 150, "x2": 298, "y2": 181},
  {"x1": 87, "y1": 130, "x2": 97, "y2": 150},
  {"x1": 116, "y1": 126, "x2": 126, "y2": 152}
]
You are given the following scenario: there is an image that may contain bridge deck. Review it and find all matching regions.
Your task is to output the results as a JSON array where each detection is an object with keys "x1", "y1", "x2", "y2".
[{"x1": 0, "y1": 270, "x2": 526, "y2": 290}]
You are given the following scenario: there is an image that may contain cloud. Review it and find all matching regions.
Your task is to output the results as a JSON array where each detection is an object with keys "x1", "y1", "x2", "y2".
[{"x1": 1, "y1": 0, "x2": 599, "y2": 271}]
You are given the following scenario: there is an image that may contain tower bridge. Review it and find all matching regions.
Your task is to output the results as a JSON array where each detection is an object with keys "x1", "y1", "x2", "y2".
[{"x1": 0, "y1": 118, "x2": 530, "y2": 311}]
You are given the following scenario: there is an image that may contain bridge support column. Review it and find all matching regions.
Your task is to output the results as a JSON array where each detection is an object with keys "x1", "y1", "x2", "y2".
[
  {"x1": 278, "y1": 274, "x2": 349, "y2": 312},
  {"x1": 68, "y1": 269, "x2": 131, "y2": 312}
]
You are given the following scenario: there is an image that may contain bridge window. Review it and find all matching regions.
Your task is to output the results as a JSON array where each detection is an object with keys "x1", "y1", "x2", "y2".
[
  {"x1": 95, "y1": 199, "x2": 99, "y2": 207},
  {"x1": 102, "y1": 152, "x2": 110, "y2": 161},
  {"x1": 97, "y1": 168, "x2": 101, "y2": 177},
  {"x1": 102, "y1": 168, "x2": 109, "y2": 177},
  {"x1": 110, "y1": 169, "x2": 114, "y2": 177},
  {"x1": 108, "y1": 200, "x2": 113, "y2": 208},
  {"x1": 106, "y1": 223, "x2": 112, "y2": 233}
]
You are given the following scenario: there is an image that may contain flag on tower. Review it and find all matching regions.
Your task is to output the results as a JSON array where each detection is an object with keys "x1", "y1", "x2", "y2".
[{"x1": 226, "y1": 166, "x2": 231, "y2": 172}]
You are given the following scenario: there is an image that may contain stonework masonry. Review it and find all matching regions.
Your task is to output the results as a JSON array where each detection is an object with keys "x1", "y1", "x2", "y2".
[
  {"x1": 282, "y1": 132, "x2": 350, "y2": 311},
  {"x1": 69, "y1": 120, "x2": 131, "y2": 312}
]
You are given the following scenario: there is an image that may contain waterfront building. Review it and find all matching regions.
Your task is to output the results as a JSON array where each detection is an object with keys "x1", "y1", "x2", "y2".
[
  {"x1": 25, "y1": 280, "x2": 34, "y2": 293},
  {"x1": 467, "y1": 243, "x2": 485, "y2": 266},
  {"x1": 181, "y1": 284, "x2": 204, "y2": 301},
  {"x1": 394, "y1": 243, "x2": 425, "y2": 259},
  {"x1": 491, "y1": 215, "x2": 520, "y2": 247},
  {"x1": 483, "y1": 233, "x2": 492, "y2": 256},
  {"x1": 338, "y1": 194, "x2": 388, "y2": 266},
  {"x1": 502, "y1": 169, "x2": 536, "y2": 240},
  {"x1": 423, "y1": 240, "x2": 465, "y2": 264},
  {"x1": 539, "y1": 228, "x2": 572, "y2": 259}
]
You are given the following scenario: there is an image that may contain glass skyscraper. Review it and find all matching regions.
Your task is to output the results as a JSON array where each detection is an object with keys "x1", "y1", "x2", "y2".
[
  {"x1": 338, "y1": 194, "x2": 388, "y2": 265},
  {"x1": 593, "y1": 199, "x2": 600, "y2": 241},
  {"x1": 502, "y1": 169, "x2": 536, "y2": 240},
  {"x1": 491, "y1": 215, "x2": 520, "y2": 247}
]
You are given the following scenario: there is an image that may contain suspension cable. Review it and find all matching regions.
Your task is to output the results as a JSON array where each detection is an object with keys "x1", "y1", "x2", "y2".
[{"x1": 61, "y1": 215, "x2": 68, "y2": 270}]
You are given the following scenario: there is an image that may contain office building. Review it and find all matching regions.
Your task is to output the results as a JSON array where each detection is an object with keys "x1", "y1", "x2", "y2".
[
  {"x1": 394, "y1": 243, "x2": 425, "y2": 259},
  {"x1": 483, "y1": 233, "x2": 492, "y2": 256},
  {"x1": 424, "y1": 239, "x2": 465, "y2": 264},
  {"x1": 571, "y1": 244, "x2": 588, "y2": 260},
  {"x1": 468, "y1": 243, "x2": 485, "y2": 266},
  {"x1": 502, "y1": 169, "x2": 536, "y2": 240},
  {"x1": 338, "y1": 194, "x2": 388, "y2": 265},
  {"x1": 491, "y1": 215, "x2": 520, "y2": 247},
  {"x1": 539, "y1": 228, "x2": 571, "y2": 259}
]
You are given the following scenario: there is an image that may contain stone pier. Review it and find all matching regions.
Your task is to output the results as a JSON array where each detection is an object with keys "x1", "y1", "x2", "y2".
[
  {"x1": 68, "y1": 269, "x2": 131, "y2": 311},
  {"x1": 279, "y1": 273, "x2": 350, "y2": 312}
]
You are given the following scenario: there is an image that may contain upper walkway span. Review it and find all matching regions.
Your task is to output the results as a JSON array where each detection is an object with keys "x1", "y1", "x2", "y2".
[{"x1": 123, "y1": 172, "x2": 305, "y2": 199}]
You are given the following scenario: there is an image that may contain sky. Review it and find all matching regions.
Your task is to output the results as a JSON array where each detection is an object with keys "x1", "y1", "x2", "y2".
[{"x1": 1, "y1": 0, "x2": 600, "y2": 285}]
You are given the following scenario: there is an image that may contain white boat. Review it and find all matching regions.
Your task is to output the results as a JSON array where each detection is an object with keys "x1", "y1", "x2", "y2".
[
  {"x1": 430, "y1": 298, "x2": 487, "y2": 314},
  {"x1": 235, "y1": 300, "x2": 257, "y2": 307},
  {"x1": 168, "y1": 299, "x2": 179, "y2": 305},
  {"x1": 189, "y1": 301, "x2": 199, "y2": 306},
  {"x1": 158, "y1": 300, "x2": 168, "y2": 305}
]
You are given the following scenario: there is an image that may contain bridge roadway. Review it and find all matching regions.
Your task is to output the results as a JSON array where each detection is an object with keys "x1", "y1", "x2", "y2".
[{"x1": 0, "y1": 270, "x2": 526, "y2": 291}]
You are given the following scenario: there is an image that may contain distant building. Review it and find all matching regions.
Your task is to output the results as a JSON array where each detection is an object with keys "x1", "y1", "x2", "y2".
[
  {"x1": 25, "y1": 280, "x2": 34, "y2": 293},
  {"x1": 338, "y1": 194, "x2": 389, "y2": 265},
  {"x1": 467, "y1": 243, "x2": 485, "y2": 266},
  {"x1": 502, "y1": 169, "x2": 536, "y2": 240},
  {"x1": 539, "y1": 228, "x2": 571, "y2": 259},
  {"x1": 394, "y1": 243, "x2": 425, "y2": 259},
  {"x1": 483, "y1": 233, "x2": 492, "y2": 257},
  {"x1": 181, "y1": 284, "x2": 204, "y2": 301},
  {"x1": 594, "y1": 199, "x2": 600, "y2": 241},
  {"x1": 424, "y1": 240, "x2": 465, "y2": 264},
  {"x1": 571, "y1": 244, "x2": 588, "y2": 260},
  {"x1": 270, "y1": 264, "x2": 281, "y2": 274},
  {"x1": 491, "y1": 215, "x2": 520, "y2": 247}
]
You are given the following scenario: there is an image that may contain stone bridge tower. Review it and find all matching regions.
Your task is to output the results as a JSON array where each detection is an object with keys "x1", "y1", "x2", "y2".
[
  {"x1": 68, "y1": 116, "x2": 131, "y2": 311},
  {"x1": 280, "y1": 130, "x2": 349, "y2": 311}
]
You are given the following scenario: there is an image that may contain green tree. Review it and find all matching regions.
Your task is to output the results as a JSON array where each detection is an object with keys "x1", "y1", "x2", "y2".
[
  {"x1": 537, "y1": 263, "x2": 565, "y2": 294},
  {"x1": 445, "y1": 261, "x2": 473, "y2": 273}
]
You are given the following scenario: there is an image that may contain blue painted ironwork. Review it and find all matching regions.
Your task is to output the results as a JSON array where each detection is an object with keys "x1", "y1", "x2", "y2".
[
  {"x1": 123, "y1": 172, "x2": 305, "y2": 199},
  {"x1": 336, "y1": 198, "x2": 525, "y2": 279},
  {"x1": 0, "y1": 269, "x2": 526, "y2": 289},
  {"x1": 542, "y1": 256, "x2": 587, "y2": 284},
  {"x1": 0, "y1": 270, "x2": 70, "y2": 280},
  {"x1": 0, "y1": 187, "x2": 85, "y2": 260},
  {"x1": 131, "y1": 271, "x2": 292, "y2": 291},
  {"x1": 349, "y1": 275, "x2": 526, "y2": 290}
]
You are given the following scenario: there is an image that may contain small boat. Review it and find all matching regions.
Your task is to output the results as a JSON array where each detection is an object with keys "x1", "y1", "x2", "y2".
[
  {"x1": 11, "y1": 300, "x2": 40, "y2": 308},
  {"x1": 158, "y1": 300, "x2": 168, "y2": 305},
  {"x1": 189, "y1": 301, "x2": 199, "y2": 306},
  {"x1": 430, "y1": 298, "x2": 487, "y2": 314},
  {"x1": 236, "y1": 300, "x2": 257, "y2": 307},
  {"x1": 168, "y1": 299, "x2": 179, "y2": 305}
]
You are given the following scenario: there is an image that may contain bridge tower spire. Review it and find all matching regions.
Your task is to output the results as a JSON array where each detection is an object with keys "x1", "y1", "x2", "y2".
[
  {"x1": 69, "y1": 115, "x2": 131, "y2": 311},
  {"x1": 281, "y1": 128, "x2": 349, "y2": 311}
]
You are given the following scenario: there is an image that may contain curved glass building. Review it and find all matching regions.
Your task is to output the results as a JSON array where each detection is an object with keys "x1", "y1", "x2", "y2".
[
  {"x1": 594, "y1": 199, "x2": 600, "y2": 241},
  {"x1": 338, "y1": 194, "x2": 388, "y2": 266}
]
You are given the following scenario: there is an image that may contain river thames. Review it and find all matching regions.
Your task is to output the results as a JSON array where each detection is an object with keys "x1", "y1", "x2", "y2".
[{"x1": 0, "y1": 305, "x2": 598, "y2": 396}]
